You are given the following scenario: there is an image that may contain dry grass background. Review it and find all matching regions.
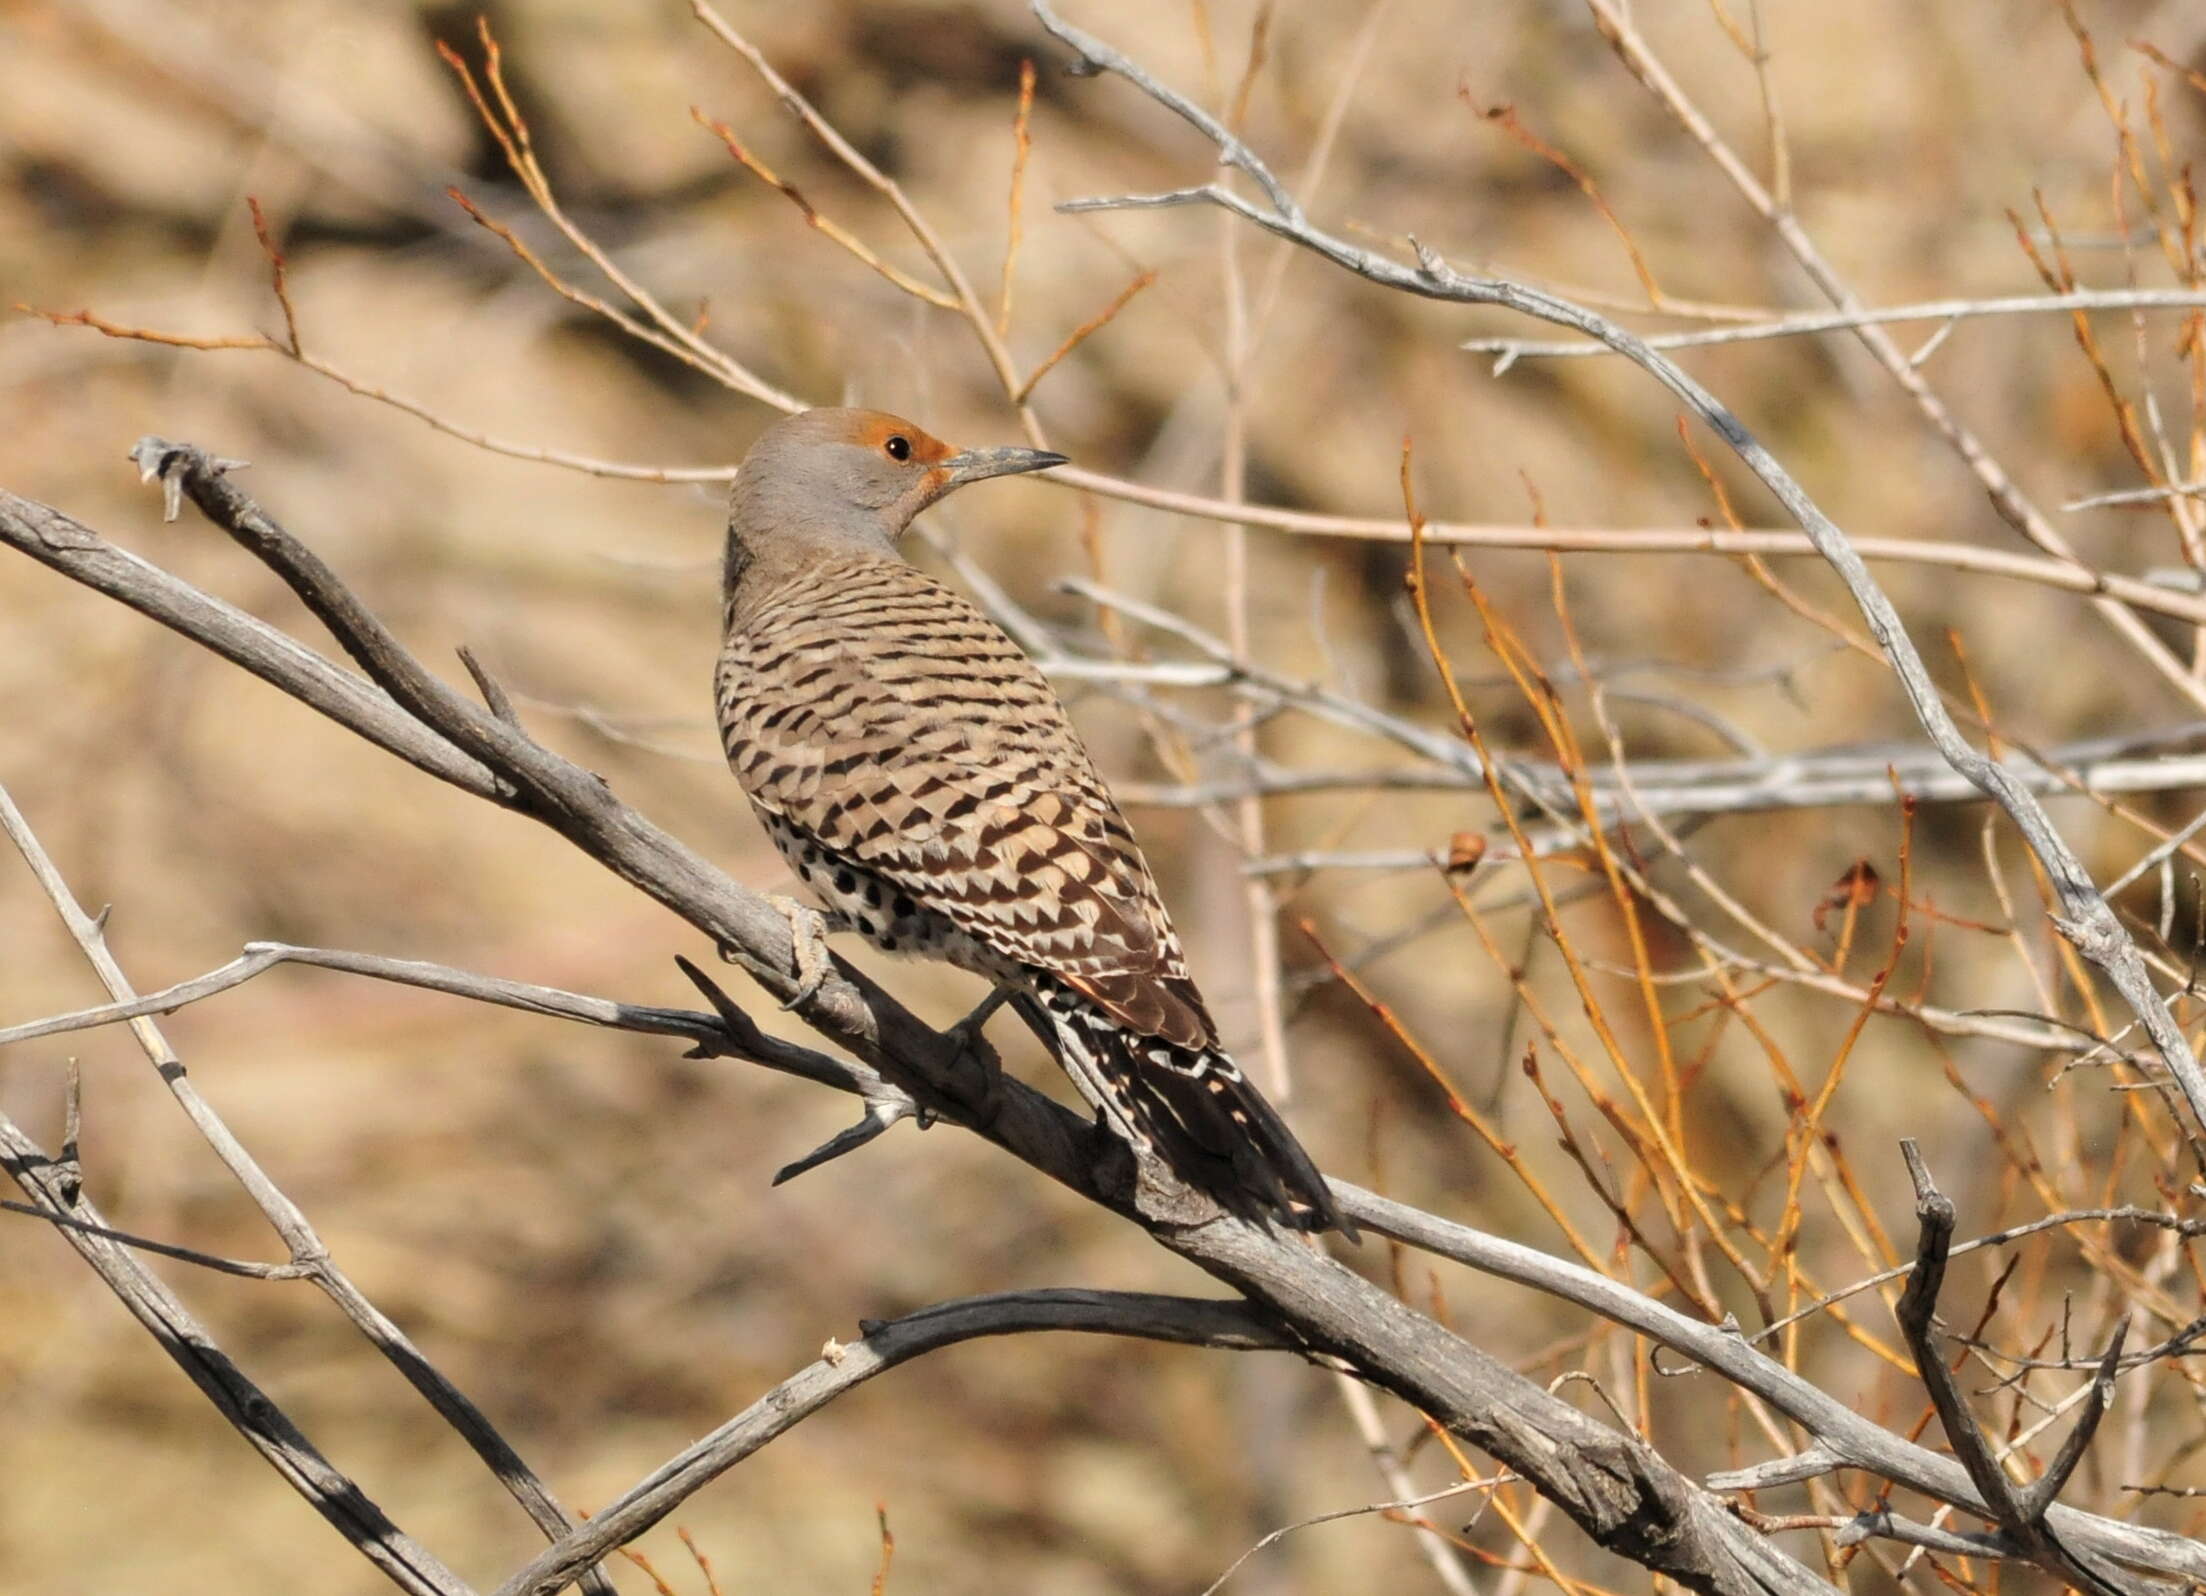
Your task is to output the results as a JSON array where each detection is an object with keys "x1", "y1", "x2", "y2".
[{"x1": 4, "y1": 1, "x2": 2206, "y2": 1591}]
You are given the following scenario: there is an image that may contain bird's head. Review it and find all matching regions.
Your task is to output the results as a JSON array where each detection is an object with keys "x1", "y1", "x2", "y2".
[{"x1": 729, "y1": 408, "x2": 1066, "y2": 558}]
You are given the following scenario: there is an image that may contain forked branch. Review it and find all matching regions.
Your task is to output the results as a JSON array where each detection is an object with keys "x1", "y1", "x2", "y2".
[{"x1": 1893, "y1": 1142, "x2": 2154, "y2": 1596}]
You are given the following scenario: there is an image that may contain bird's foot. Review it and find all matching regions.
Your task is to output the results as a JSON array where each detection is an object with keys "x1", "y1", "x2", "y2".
[
  {"x1": 766, "y1": 894, "x2": 846, "y2": 1010},
  {"x1": 933, "y1": 983, "x2": 1015, "y2": 1129}
]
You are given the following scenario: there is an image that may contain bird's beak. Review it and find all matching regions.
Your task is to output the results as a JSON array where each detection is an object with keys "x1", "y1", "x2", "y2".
[{"x1": 937, "y1": 444, "x2": 1069, "y2": 488}]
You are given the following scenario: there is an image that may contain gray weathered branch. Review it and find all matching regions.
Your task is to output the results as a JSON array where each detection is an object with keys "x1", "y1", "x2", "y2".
[
  {"x1": 0, "y1": 782, "x2": 617, "y2": 1596},
  {"x1": 0, "y1": 1106, "x2": 472, "y2": 1596},
  {"x1": 491, "y1": 1290, "x2": 1296, "y2": 1596},
  {"x1": 1344, "y1": 1184, "x2": 2206, "y2": 1585}
]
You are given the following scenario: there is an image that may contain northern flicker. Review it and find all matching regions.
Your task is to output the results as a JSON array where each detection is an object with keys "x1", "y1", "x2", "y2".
[{"x1": 714, "y1": 407, "x2": 1348, "y2": 1235}]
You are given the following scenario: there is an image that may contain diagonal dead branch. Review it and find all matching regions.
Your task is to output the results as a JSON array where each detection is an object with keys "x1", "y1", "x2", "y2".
[
  {"x1": 491, "y1": 1290, "x2": 1297, "y2": 1596},
  {"x1": 0, "y1": 1104, "x2": 472, "y2": 1596},
  {"x1": 0, "y1": 782, "x2": 619, "y2": 1596}
]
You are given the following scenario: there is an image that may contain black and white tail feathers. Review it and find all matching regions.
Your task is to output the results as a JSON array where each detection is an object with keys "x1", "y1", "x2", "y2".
[{"x1": 1031, "y1": 983, "x2": 1355, "y2": 1239}]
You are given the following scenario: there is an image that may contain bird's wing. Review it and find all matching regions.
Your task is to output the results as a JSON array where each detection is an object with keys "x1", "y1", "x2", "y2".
[{"x1": 718, "y1": 559, "x2": 1213, "y2": 1048}]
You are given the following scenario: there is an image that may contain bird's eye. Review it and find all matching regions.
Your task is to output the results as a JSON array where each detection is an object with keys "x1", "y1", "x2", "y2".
[{"x1": 884, "y1": 435, "x2": 912, "y2": 461}]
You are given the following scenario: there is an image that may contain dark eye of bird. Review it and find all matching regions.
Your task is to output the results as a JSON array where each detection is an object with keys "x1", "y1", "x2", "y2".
[{"x1": 884, "y1": 435, "x2": 912, "y2": 461}]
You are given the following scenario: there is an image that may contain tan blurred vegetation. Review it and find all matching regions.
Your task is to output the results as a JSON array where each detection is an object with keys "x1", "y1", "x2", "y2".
[{"x1": 4, "y1": 0, "x2": 2206, "y2": 1591}]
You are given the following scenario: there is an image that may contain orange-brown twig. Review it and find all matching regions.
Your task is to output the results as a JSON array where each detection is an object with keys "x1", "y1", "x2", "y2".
[
  {"x1": 616, "y1": 1546, "x2": 680, "y2": 1596},
  {"x1": 2133, "y1": 38, "x2": 2206, "y2": 99},
  {"x1": 244, "y1": 196, "x2": 300, "y2": 355},
  {"x1": 1519, "y1": 1045, "x2": 1709, "y2": 1313},
  {"x1": 21, "y1": 305, "x2": 268, "y2": 352},
  {"x1": 1227, "y1": 2, "x2": 1275, "y2": 134},
  {"x1": 1298, "y1": 918, "x2": 1606, "y2": 1271},
  {"x1": 438, "y1": 21, "x2": 798, "y2": 409},
  {"x1": 692, "y1": 110, "x2": 958, "y2": 312},
  {"x1": 24, "y1": 300, "x2": 733, "y2": 483},
  {"x1": 443, "y1": 184, "x2": 745, "y2": 384},
  {"x1": 1472, "y1": 98, "x2": 1663, "y2": 309},
  {"x1": 676, "y1": 1528, "x2": 724, "y2": 1596},
  {"x1": 999, "y1": 58, "x2": 1037, "y2": 337},
  {"x1": 1016, "y1": 269, "x2": 1157, "y2": 402},
  {"x1": 871, "y1": 1503, "x2": 895, "y2": 1596}
]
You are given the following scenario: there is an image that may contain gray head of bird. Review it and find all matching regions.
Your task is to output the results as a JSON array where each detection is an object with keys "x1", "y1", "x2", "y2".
[{"x1": 727, "y1": 408, "x2": 1066, "y2": 566}]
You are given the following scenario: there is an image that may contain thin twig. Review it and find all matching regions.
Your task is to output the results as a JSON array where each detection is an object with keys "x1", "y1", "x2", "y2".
[
  {"x1": 1016, "y1": 268, "x2": 1157, "y2": 401},
  {"x1": 1464, "y1": 288, "x2": 2206, "y2": 365},
  {"x1": 690, "y1": 110, "x2": 960, "y2": 310},
  {"x1": 1199, "y1": 1471, "x2": 1507, "y2": 1596}
]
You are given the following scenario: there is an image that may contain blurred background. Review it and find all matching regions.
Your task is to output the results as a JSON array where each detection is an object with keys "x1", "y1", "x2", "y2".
[{"x1": 4, "y1": 0, "x2": 2206, "y2": 1591}]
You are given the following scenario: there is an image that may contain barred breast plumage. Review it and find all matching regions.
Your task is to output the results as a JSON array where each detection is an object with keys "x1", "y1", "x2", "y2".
[{"x1": 714, "y1": 407, "x2": 1348, "y2": 1235}]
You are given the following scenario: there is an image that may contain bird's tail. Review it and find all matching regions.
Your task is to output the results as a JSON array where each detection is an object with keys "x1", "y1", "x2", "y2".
[{"x1": 1031, "y1": 984, "x2": 1355, "y2": 1239}]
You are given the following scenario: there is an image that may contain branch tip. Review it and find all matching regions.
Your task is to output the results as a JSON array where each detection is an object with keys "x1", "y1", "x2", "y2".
[{"x1": 771, "y1": 1099, "x2": 909, "y2": 1185}]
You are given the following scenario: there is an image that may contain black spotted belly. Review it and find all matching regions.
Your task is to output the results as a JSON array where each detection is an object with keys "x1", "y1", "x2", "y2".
[{"x1": 758, "y1": 809, "x2": 1014, "y2": 981}]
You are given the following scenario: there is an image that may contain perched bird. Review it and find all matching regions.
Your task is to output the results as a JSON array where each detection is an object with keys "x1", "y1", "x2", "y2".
[{"x1": 714, "y1": 407, "x2": 1348, "y2": 1235}]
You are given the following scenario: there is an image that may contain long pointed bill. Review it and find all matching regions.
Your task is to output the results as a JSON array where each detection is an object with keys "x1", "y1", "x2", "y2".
[{"x1": 938, "y1": 444, "x2": 1069, "y2": 488}]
